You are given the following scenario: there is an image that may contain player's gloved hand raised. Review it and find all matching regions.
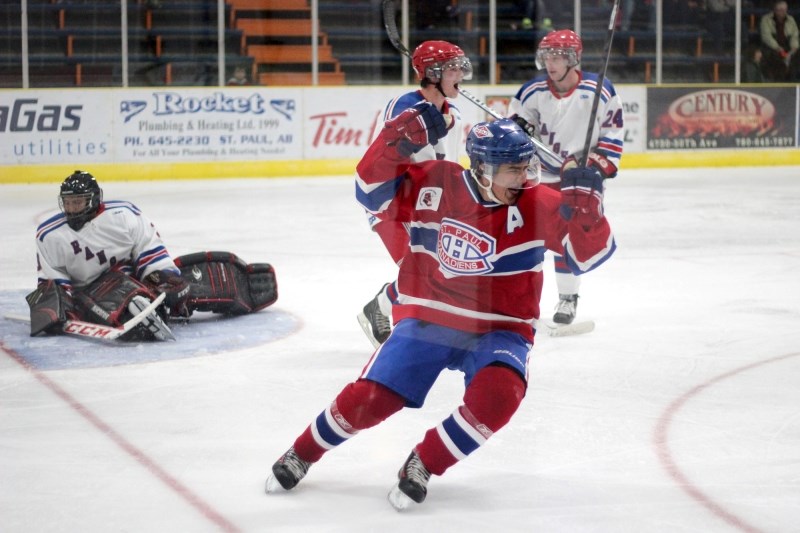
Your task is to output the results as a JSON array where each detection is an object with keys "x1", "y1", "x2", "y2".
[
  {"x1": 510, "y1": 114, "x2": 535, "y2": 137},
  {"x1": 559, "y1": 162, "x2": 606, "y2": 228},
  {"x1": 145, "y1": 269, "x2": 191, "y2": 317},
  {"x1": 384, "y1": 101, "x2": 449, "y2": 157}
]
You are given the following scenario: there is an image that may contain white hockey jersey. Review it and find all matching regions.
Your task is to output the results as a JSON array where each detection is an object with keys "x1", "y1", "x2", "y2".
[
  {"x1": 508, "y1": 71, "x2": 624, "y2": 184},
  {"x1": 35, "y1": 201, "x2": 179, "y2": 290}
]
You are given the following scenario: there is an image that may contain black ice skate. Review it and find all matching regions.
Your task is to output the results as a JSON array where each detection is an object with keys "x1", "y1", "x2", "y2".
[
  {"x1": 265, "y1": 446, "x2": 312, "y2": 493},
  {"x1": 357, "y1": 283, "x2": 392, "y2": 348},
  {"x1": 552, "y1": 294, "x2": 579, "y2": 325},
  {"x1": 387, "y1": 451, "x2": 431, "y2": 511}
]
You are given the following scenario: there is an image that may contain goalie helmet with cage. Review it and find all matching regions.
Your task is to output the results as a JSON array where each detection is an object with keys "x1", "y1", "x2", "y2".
[
  {"x1": 411, "y1": 40, "x2": 473, "y2": 83},
  {"x1": 59, "y1": 170, "x2": 103, "y2": 231},
  {"x1": 466, "y1": 119, "x2": 540, "y2": 188},
  {"x1": 535, "y1": 30, "x2": 583, "y2": 69}
]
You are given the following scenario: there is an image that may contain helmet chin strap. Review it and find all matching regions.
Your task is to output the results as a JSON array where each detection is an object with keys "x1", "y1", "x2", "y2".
[
  {"x1": 470, "y1": 169, "x2": 504, "y2": 204},
  {"x1": 555, "y1": 64, "x2": 575, "y2": 83},
  {"x1": 434, "y1": 80, "x2": 449, "y2": 99}
]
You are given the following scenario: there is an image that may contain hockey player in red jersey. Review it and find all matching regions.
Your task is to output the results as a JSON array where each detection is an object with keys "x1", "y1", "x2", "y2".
[
  {"x1": 265, "y1": 102, "x2": 616, "y2": 510},
  {"x1": 357, "y1": 40, "x2": 472, "y2": 348}
]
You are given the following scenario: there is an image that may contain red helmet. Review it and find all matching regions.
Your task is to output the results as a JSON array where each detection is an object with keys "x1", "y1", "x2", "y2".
[
  {"x1": 411, "y1": 40, "x2": 472, "y2": 82},
  {"x1": 536, "y1": 30, "x2": 583, "y2": 69}
]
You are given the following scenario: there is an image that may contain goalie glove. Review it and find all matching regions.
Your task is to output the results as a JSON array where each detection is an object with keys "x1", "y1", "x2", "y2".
[
  {"x1": 144, "y1": 269, "x2": 191, "y2": 317},
  {"x1": 510, "y1": 114, "x2": 536, "y2": 138},
  {"x1": 384, "y1": 101, "x2": 449, "y2": 157},
  {"x1": 559, "y1": 166, "x2": 606, "y2": 229}
]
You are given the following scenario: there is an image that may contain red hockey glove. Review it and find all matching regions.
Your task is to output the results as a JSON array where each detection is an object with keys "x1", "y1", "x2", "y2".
[
  {"x1": 384, "y1": 101, "x2": 449, "y2": 157},
  {"x1": 560, "y1": 166, "x2": 605, "y2": 228},
  {"x1": 145, "y1": 269, "x2": 191, "y2": 317},
  {"x1": 560, "y1": 153, "x2": 618, "y2": 180},
  {"x1": 510, "y1": 114, "x2": 536, "y2": 137}
]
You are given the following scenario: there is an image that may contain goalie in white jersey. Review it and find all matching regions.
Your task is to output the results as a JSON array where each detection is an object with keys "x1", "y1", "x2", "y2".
[
  {"x1": 29, "y1": 170, "x2": 277, "y2": 341},
  {"x1": 508, "y1": 29, "x2": 624, "y2": 325}
]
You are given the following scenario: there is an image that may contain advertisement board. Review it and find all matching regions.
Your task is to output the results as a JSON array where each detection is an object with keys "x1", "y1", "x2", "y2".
[{"x1": 647, "y1": 86, "x2": 797, "y2": 150}]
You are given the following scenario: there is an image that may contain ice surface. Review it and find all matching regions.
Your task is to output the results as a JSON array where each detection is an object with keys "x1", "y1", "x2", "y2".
[{"x1": 1, "y1": 167, "x2": 799, "y2": 532}]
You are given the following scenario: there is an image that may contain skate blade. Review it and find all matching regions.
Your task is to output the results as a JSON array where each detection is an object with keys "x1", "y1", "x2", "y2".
[
  {"x1": 356, "y1": 312, "x2": 381, "y2": 349},
  {"x1": 387, "y1": 484, "x2": 415, "y2": 512},
  {"x1": 265, "y1": 474, "x2": 286, "y2": 494}
]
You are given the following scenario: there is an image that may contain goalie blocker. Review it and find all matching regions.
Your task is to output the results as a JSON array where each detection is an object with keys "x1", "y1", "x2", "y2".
[{"x1": 174, "y1": 251, "x2": 277, "y2": 316}]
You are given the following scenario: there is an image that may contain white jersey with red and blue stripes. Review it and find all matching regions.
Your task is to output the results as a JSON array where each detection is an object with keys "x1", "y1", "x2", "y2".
[
  {"x1": 356, "y1": 130, "x2": 616, "y2": 342},
  {"x1": 508, "y1": 70, "x2": 624, "y2": 183},
  {"x1": 35, "y1": 200, "x2": 179, "y2": 291}
]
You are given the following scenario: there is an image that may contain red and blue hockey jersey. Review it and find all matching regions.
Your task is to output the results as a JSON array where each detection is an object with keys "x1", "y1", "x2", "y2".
[{"x1": 356, "y1": 130, "x2": 616, "y2": 342}]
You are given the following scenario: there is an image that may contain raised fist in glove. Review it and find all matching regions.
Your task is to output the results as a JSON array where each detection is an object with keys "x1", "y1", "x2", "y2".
[
  {"x1": 560, "y1": 166, "x2": 606, "y2": 228},
  {"x1": 145, "y1": 269, "x2": 191, "y2": 317},
  {"x1": 384, "y1": 101, "x2": 449, "y2": 157}
]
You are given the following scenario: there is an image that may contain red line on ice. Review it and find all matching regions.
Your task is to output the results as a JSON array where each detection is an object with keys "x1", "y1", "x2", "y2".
[
  {"x1": 1, "y1": 341, "x2": 240, "y2": 533},
  {"x1": 653, "y1": 351, "x2": 800, "y2": 533}
]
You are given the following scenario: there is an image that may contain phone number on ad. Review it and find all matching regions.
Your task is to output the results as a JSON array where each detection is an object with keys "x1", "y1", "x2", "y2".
[{"x1": 146, "y1": 136, "x2": 211, "y2": 146}]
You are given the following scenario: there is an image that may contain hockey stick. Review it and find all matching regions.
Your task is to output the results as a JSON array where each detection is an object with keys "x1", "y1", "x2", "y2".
[
  {"x1": 5, "y1": 292, "x2": 168, "y2": 342},
  {"x1": 537, "y1": 319, "x2": 595, "y2": 337},
  {"x1": 579, "y1": 0, "x2": 620, "y2": 168},
  {"x1": 380, "y1": 0, "x2": 563, "y2": 166}
]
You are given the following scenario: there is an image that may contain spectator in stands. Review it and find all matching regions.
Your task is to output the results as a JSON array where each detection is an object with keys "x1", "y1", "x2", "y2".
[
  {"x1": 759, "y1": 0, "x2": 799, "y2": 81},
  {"x1": 513, "y1": 0, "x2": 550, "y2": 31},
  {"x1": 227, "y1": 66, "x2": 250, "y2": 86},
  {"x1": 620, "y1": 0, "x2": 655, "y2": 32},
  {"x1": 742, "y1": 44, "x2": 766, "y2": 82},
  {"x1": 705, "y1": 0, "x2": 735, "y2": 55}
]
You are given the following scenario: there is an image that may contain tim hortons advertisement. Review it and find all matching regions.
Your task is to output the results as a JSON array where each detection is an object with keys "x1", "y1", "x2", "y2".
[{"x1": 646, "y1": 87, "x2": 798, "y2": 150}]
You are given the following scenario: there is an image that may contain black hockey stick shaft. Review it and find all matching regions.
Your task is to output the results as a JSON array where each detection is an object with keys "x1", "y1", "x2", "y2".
[
  {"x1": 580, "y1": 0, "x2": 620, "y2": 168},
  {"x1": 380, "y1": 0, "x2": 563, "y2": 165}
]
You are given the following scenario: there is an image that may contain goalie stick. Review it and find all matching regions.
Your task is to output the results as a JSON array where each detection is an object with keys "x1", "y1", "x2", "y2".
[
  {"x1": 380, "y1": 0, "x2": 563, "y2": 166},
  {"x1": 580, "y1": 0, "x2": 620, "y2": 168},
  {"x1": 4, "y1": 292, "x2": 171, "y2": 342}
]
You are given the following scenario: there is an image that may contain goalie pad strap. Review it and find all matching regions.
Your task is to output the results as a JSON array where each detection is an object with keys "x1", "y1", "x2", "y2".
[
  {"x1": 26, "y1": 280, "x2": 72, "y2": 336},
  {"x1": 174, "y1": 251, "x2": 278, "y2": 315}
]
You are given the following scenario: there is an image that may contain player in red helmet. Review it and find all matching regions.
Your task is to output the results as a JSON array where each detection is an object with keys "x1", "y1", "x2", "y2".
[
  {"x1": 509, "y1": 29, "x2": 624, "y2": 327},
  {"x1": 357, "y1": 40, "x2": 473, "y2": 349}
]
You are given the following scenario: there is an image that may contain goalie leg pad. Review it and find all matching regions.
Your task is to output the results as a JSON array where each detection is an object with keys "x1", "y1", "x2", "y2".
[
  {"x1": 26, "y1": 280, "x2": 73, "y2": 336},
  {"x1": 174, "y1": 251, "x2": 278, "y2": 315},
  {"x1": 74, "y1": 270, "x2": 160, "y2": 327}
]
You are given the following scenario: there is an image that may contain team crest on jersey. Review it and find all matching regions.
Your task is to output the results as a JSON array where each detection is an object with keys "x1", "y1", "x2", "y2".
[
  {"x1": 416, "y1": 187, "x2": 442, "y2": 211},
  {"x1": 438, "y1": 218, "x2": 496, "y2": 276}
]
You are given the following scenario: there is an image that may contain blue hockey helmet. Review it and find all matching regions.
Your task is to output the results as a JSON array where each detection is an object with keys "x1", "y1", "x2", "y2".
[
  {"x1": 59, "y1": 170, "x2": 103, "y2": 231},
  {"x1": 466, "y1": 118, "x2": 537, "y2": 175}
]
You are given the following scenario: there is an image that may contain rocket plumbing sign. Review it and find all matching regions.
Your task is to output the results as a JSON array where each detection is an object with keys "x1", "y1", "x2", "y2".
[{"x1": 646, "y1": 87, "x2": 797, "y2": 150}]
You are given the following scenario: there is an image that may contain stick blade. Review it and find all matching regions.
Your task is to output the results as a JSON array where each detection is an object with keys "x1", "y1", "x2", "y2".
[{"x1": 540, "y1": 320, "x2": 595, "y2": 337}]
